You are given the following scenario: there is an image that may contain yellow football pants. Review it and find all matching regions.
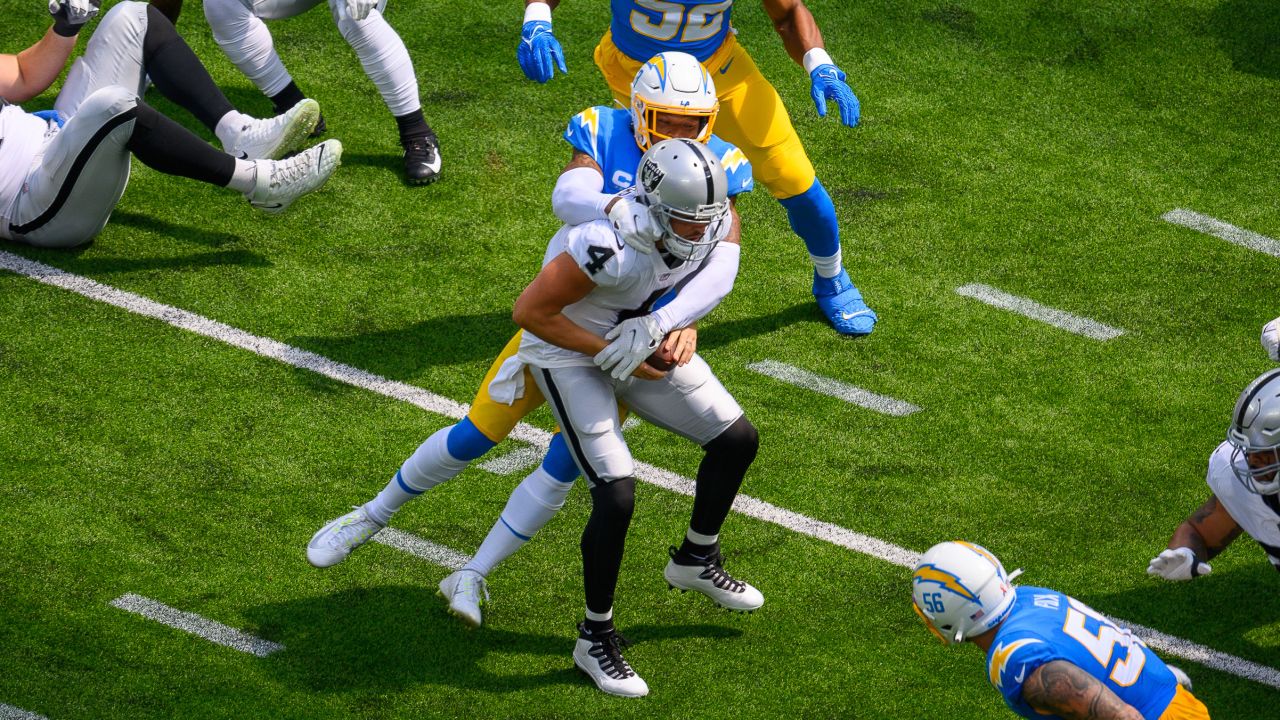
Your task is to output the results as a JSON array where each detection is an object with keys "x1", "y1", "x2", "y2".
[
  {"x1": 594, "y1": 30, "x2": 817, "y2": 200},
  {"x1": 1159, "y1": 685, "x2": 1210, "y2": 720}
]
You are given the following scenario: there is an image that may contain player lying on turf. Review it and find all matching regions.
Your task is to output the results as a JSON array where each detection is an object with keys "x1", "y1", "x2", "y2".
[
  {"x1": 0, "y1": 1, "x2": 340, "y2": 248},
  {"x1": 517, "y1": 0, "x2": 877, "y2": 336},
  {"x1": 914, "y1": 541, "x2": 1209, "y2": 719},
  {"x1": 308, "y1": 53, "x2": 753, "y2": 625},
  {"x1": 1148, "y1": 369, "x2": 1280, "y2": 581},
  {"x1": 202, "y1": 0, "x2": 441, "y2": 184},
  {"x1": 509, "y1": 139, "x2": 760, "y2": 697}
]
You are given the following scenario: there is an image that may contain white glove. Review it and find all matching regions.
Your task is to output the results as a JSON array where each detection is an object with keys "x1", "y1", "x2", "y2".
[
  {"x1": 607, "y1": 195, "x2": 660, "y2": 254},
  {"x1": 1146, "y1": 547, "x2": 1211, "y2": 581},
  {"x1": 344, "y1": 0, "x2": 378, "y2": 21},
  {"x1": 1263, "y1": 316, "x2": 1280, "y2": 362},
  {"x1": 594, "y1": 314, "x2": 663, "y2": 380},
  {"x1": 48, "y1": 0, "x2": 99, "y2": 29}
]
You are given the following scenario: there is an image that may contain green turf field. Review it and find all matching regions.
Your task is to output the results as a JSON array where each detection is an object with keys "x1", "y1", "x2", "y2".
[{"x1": 2, "y1": 0, "x2": 1278, "y2": 717}]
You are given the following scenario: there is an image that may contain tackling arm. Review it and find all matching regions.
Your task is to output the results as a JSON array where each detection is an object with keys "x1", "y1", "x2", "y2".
[
  {"x1": 513, "y1": 253, "x2": 607, "y2": 358},
  {"x1": 0, "y1": 28, "x2": 77, "y2": 103},
  {"x1": 1021, "y1": 661, "x2": 1144, "y2": 720},
  {"x1": 650, "y1": 201, "x2": 743, "y2": 334},
  {"x1": 551, "y1": 152, "x2": 610, "y2": 225}
]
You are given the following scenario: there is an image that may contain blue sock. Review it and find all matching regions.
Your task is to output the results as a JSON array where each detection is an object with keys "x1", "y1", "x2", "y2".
[
  {"x1": 779, "y1": 179, "x2": 842, "y2": 275},
  {"x1": 446, "y1": 417, "x2": 498, "y2": 461},
  {"x1": 542, "y1": 433, "x2": 579, "y2": 483}
]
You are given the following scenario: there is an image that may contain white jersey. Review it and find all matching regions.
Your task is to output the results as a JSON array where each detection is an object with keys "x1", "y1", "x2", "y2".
[
  {"x1": 518, "y1": 219, "x2": 718, "y2": 368},
  {"x1": 1206, "y1": 441, "x2": 1280, "y2": 568},
  {"x1": 0, "y1": 104, "x2": 48, "y2": 231}
]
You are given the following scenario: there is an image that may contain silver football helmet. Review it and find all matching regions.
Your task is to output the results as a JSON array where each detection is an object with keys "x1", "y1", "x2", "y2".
[
  {"x1": 635, "y1": 138, "x2": 729, "y2": 263},
  {"x1": 1227, "y1": 369, "x2": 1280, "y2": 494}
]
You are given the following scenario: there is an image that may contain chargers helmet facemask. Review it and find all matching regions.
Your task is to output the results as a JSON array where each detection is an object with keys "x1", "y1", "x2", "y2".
[
  {"x1": 635, "y1": 138, "x2": 730, "y2": 264},
  {"x1": 1227, "y1": 369, "x2": 1280, "y2": 495},
  {"x1": 912, "y1": 541, "x2": 1022, "y2": 645},
  {"x1": 630, "y1": 51, "x2": 718, "y2": 151}
]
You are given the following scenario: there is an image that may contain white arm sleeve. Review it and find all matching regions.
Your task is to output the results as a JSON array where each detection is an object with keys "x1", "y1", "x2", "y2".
[
  {"x1": 551, "y1": 166, "x2": 613, "y2": 226},
  {"x1": 652, "y1": 242, "x2": 741, "y2": 333}
]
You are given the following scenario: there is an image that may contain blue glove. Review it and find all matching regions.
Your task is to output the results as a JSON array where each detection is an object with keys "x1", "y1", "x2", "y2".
[
  {"x1": 809, "y1": 64, "x2": 860, "y2": 128},
  {"x1": 518, "y1": 21, "x2": 566, "y2": 83}
]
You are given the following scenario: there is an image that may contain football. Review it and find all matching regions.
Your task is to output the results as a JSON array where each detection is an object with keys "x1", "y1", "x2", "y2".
[{"x1": 646, "y1": 334, "x2": 678, "y2": 371}]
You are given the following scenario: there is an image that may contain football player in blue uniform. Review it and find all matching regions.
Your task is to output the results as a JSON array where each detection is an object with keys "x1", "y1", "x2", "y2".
[
  {"x1": 308, "y1": 54, "x2": 754, "y2": 630},
  {"x1": 517, "y1": 0, "x2": 877, "y2": 337},
  {"x1": 912, "y1": 541, "x2": 1209, "y2": 720}
]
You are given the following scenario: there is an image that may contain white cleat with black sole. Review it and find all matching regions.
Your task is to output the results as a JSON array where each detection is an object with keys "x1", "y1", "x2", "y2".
[
  {"x1": 224, "y1": 98, "x2": 320, "y2": 161},
  {"x1": 437, "y1": 570, "x2": 488, "y2": 627},
  {"x1": 573, "y1": 623, "x2": 648, "y2": 698},
  {"x1": 663, "y1": 546, "x2": 764, "y2": 612},
  {"x1": 307, "y1": 505, "x2": 383, "y2": 568},
  {"x1": 246, "y1": 139, "x2": 342, "y2": 214}
]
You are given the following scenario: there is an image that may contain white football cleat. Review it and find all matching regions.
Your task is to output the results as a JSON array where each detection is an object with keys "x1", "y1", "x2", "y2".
[
  {"x1": 246, "y1": 139, "x2": 342, "y2": 214},
  {"x1": 664, "y1": 546, "x2": 764, "y2": 612},
  {"x1": 224, "y1": 99, "x2": 320, "y2": 161},
  {"x1": 307, "y1": 505, "x2": 383, "y2": 568},
  {"x1": 573, "y1": 623, "x2": 648, "y2": 698},
  {"x1": 437, "y1": 570, "x2": 488, "y2": 627}
]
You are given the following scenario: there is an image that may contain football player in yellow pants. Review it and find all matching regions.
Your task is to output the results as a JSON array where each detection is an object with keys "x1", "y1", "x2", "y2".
[{"x1": 518, "y1": 0, "x2": 877, "y2": 336}]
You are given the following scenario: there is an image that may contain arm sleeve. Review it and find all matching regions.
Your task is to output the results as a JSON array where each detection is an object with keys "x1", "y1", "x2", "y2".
[
  {"x1": 552, "y1": 166, "x2": 613, "y2": 226},
  {"x1": 651, "y1": 242, "x2": 741, "y2": 333}
]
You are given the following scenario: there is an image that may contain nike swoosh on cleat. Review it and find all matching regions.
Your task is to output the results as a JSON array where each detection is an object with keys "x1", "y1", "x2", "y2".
[
  {"x1": 841, "y1": 310, "x2": 873, "y2": 320},
  {"x1": 235, "y1": 151, "x2": 248, "y2": 160},
  {"x1": 718, "y1": 59, "x2": 734, "y2": 74}
]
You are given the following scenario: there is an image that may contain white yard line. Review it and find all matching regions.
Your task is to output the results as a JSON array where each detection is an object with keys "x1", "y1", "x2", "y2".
[
  {"x1": 4, "y1": 250, "x2": 1275, "y2": 688},
  {"x1": 109, "y1": 593, "x2": 283, "y2": 657},
  {"x1": 955, "y1": 284, "x2": 1127, "y2": 341},
  {"x1": 1162, "y1": 208, "x2": 1280, "y2": 258},
  {"x1": 372, "y1": 528, "x2": 469, "y2": 570},
  {"x1": 0, "y1": 705, "x2": 48, "y2": 720},
  {"x1": 747, "y1": 360, "x2": 921, "y2": 417},
  {"x1": 477, "y1": 446, "x2": 544, "y2": 476}
]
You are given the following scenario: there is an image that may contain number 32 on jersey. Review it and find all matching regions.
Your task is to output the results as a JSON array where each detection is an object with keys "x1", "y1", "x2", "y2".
[{"x1": 630, "y1": 0, "x2": 733, "y2": 43}]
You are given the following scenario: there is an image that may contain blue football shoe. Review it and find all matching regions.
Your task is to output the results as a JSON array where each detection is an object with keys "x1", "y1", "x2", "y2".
[{"x1": 812, "y1": 269, "x2": 877, "y2": 335}]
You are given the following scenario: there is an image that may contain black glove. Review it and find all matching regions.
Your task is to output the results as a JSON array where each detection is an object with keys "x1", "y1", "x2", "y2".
[{"x1": 49, "y1": 0, "x2": 102, "y2": 37}]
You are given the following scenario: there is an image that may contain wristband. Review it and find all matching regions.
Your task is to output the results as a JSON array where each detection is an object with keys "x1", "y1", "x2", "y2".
[
  {"x1": 524, "y1": 2, "x2": 552, "y2": 24},
  {"x1": 802, "y1": 47, "x2": 834, "y2": 75}
]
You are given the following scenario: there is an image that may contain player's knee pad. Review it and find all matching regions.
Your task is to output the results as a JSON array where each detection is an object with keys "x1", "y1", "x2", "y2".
[
  {"x1": 704, "y1": 415, "x2": 759, "y2": 465},
  {"x1": 445, "y1": 417, "x2": 497, "y2": 461},
  {"x1": 541, "y1": 433, "x2": 579, "y2": 483},
  {"x1": 588, "y1": 478, "x2": 635, "y2": 526}
]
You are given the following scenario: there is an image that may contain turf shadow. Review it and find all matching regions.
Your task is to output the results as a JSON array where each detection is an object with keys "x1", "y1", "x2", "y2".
[
  {"x1": 1082, "y1": 564, "x2": 1280, "y2": 664},
  {"x1": 243, "y1": 585, "x2": 741, "y2": 694},
  {"x1": 1208, "y1": 0, "x2": 1280, "y2": 80},
  {"x1": 110, "y1": 211, "x2": 247, "y2": 249},
  {"x1": 291, "y1": 310, "x2": 517, "y2": 377},
  {"x1": 697, "y1": 301, "x2": 845, "y2": 351},
  {"x1": 0, "y1": 239, "x2": 270, "y2": 274}
]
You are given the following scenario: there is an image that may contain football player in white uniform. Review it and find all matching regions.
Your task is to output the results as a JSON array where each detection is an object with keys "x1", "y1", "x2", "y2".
[
  {"x1": 509, "y1": 139, "x2": 762, "y2": 697},
  {"x1": 202, "y1": 0, "x2": 440, "y2": 184},
  {"x1": 1, "y1": 1, "x2": 340, "y2": 247},
  {"x1": 1148, "y1": 369, "x2": 1280, "y2": 580}
]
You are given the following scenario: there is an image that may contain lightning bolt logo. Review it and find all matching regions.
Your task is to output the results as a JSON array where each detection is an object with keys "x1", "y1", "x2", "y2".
[
  {"x1": 720, "y1": 148, "x2": 748, "y2": 174},
  {"x1": 577, "y1": 107, "x2": 600, "y2": 141},
  {"x1": 988, "y1": 639, "x2": 1041, "y2": 689},
  {"x1": 912, "y1": 564, "x2": 980, "y2": 603}
]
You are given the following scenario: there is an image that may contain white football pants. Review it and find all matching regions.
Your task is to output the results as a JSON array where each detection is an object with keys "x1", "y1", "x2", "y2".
[
  {"x1": 203, "y1": 0, "x2": 421, "y2": 117},
  {"x1": 6, "y1": 3, "x2": 153, "y2": 247},
  {"x1": 531, "y1": 357, "x2": 744, "y2": 487}
]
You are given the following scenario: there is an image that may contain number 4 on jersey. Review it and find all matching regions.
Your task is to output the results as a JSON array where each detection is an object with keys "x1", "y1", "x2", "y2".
[{"x1": 584, "y1": 245, "x2": 616, "y2": 275}]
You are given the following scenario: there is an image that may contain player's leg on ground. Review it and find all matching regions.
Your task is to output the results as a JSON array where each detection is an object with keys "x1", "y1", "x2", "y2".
[
  {"x1": 620, "y1": 356, "x2": 764, "y2": 611},
  {"x1": 326, "y1": 0, "x2": 440, "y2": 184},
  {"x1": 531, "y1": 365, "x2": 646, "y2": 697},
  {"x1": 149, "y1": 0, "x2": 182, "y2": 26},
  {"x1": 701, "y1": 40, "x2": 876, "y2": 335}
]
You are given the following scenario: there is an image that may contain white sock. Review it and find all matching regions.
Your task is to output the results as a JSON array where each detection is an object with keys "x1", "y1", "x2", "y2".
[
  {"x1": 463, "y1": 466, "x2": 572, "y2": 576},
  {"x1": 363, "y1": 427, "x2": 469, "y2": 525},
  {"x1": 585, "y1": 607, "x2": 613, "y2": 623},
  {"x1": 686, "y1": 529, "x2": 719, "y2": 546},
  {"x1": 214, "y1": 110, "x2": 252, "y2": 149},
  {"x1": 226, "y1": 159, "x2": 258, "y2": 193},
  {"x1": 335, "y1": 9, "x2": 420, "y2": 116},
  {"x1": 811, "y1": 249, "x2": 842, "y2": 279}
]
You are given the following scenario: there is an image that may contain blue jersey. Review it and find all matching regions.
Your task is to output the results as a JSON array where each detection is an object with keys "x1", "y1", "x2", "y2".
[
  {"x1": 987, "y1": 587, "x2": 1178, "y2": 720},
  {"x1": 563, "y1": 106, "x2": 753, "y2": 197},
  {"x1": 610, "y1": 0, "x2": 735, "y2": 63}
]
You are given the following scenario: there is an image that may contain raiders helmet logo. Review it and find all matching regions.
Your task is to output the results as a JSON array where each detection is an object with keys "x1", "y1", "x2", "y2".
[{"x1": 640, "y1": 157, "x2": 665, "y2": 192}]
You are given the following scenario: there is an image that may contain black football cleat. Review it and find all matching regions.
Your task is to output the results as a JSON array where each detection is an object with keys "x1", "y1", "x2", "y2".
[{"x1": 402, "y1": 133, "x2": 441, "y2": 185}]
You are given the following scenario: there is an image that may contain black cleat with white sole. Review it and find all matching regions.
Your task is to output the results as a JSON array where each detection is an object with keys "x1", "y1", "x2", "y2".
[{"x1": 402, "y1": 132, "x2": 441, "y2": 185}]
